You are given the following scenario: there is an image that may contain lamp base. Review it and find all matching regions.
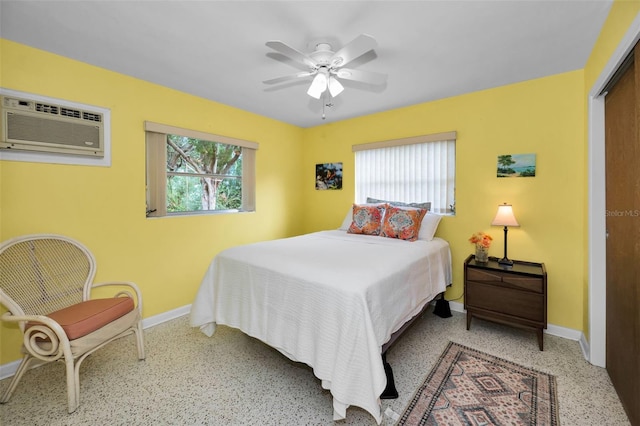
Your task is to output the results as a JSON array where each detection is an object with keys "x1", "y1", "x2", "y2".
[{"x1": 498, "y1": 257, "x2": 514, "y2": 268}]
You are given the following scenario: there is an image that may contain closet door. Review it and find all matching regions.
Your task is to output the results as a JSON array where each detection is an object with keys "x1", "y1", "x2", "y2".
[{"x1": 604, "y1": 41, "x2": 640, "y2": 426}]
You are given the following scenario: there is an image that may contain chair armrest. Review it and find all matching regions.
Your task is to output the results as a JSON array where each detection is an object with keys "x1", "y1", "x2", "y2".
[
  {"x1": 1, "y1": 312, "x2": 72, "y2": 362},
  {"x1": 89, "y1": 281, "x2": 143, "y2": 314}
]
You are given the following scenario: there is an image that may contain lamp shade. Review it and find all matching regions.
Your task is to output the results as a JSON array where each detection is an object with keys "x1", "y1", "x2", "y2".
[
  {"x1": 307, "y1": 71, "x2": 328, "y2": 99},
  {"x1": 328, "y1": 76, "x2": 344, "y2": 97},
  {"x1": 491, "y1": 203, "x2": 520, "y2": 227}
]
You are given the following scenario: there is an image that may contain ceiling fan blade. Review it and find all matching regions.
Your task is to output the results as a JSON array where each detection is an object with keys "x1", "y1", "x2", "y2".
[
  {"x1": 263, "y1": 71, "x2": 315, "y2": 85},
  {"x1": 266, "y1": 41, "x2": 317, "y2": 68},
  {"x1": 330, "y1": 34, "x2": 377, "y2": 67},
  {"x1": 335, "y1": 68, "x2": 387, "y2": 86}
]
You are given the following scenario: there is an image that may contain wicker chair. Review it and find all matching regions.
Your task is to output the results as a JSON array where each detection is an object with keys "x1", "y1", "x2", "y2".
[{"x1": 0, "y1": 234, "x2": 145, "y2": 413}]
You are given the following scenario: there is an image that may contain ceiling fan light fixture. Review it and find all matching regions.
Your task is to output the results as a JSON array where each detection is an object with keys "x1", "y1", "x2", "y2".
[
  {"x1": 328, "y1": 76, "x2": 344, "y2": 97},
  {"x1": 307, "y1": 71, "x2": 328, "y2": 99}
]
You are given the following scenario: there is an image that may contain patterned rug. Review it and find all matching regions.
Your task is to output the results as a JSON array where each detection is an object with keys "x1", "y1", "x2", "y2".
[{"x1": 397, "y1": 342, "x2": 559, "y2": 425}]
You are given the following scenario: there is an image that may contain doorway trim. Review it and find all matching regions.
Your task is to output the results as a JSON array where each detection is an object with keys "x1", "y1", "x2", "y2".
[{"x1": 588, "y1": 11, "x2": 640, "y2": 367}]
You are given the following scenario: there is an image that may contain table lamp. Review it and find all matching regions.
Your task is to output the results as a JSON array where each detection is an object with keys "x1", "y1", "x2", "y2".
[{"x1": 491, "y1": 203, "x2": 519, "y2": 266}]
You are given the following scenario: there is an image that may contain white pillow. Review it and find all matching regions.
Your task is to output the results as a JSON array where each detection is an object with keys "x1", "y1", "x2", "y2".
[
  {"x1": 339, "y1": 208, "x2": 353, "y2": 231},
  {"x1": 419, "y1": 213, "x2": 442, "y2": 241}
]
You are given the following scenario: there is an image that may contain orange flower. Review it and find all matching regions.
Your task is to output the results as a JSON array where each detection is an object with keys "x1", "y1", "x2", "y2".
[{"x1": 469, "y1": 232, "x2": 493, "y2": 248}]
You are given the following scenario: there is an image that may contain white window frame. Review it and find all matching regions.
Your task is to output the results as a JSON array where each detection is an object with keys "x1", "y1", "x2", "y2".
[
  {"x1": 145, "y1": 121, "x2": 258, "y2": 217},
  {"x1": 353, "y1": 131, "x2": 456, "y2": 214}
]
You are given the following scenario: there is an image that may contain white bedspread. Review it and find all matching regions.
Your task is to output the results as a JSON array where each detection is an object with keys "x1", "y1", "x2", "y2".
[{"x1": 190, "y1": 230, "x2": 451, "y2": 423}]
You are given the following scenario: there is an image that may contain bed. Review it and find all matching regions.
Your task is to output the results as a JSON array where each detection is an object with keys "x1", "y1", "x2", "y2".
[{"x1": 190, "y1": 211, "x2": 451, "y2": 423}]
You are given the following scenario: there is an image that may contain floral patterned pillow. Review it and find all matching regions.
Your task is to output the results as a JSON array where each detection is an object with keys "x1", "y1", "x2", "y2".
[
  {"x1": 347, "y1": 203, "x2": 387, "y2": 235},
  {"x1": 381, "y1": 205, "x2": 427, "y2": 241}
]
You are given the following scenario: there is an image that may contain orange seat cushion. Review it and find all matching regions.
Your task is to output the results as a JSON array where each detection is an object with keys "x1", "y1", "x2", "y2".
[{"x1": 42, "y1": 298, "x2": 135, "y2": 340}]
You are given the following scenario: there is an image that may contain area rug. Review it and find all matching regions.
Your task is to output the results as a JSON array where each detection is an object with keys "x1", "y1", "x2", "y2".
[{"x1": 397, "y1": 342, "x2": 559, "y2": 425}]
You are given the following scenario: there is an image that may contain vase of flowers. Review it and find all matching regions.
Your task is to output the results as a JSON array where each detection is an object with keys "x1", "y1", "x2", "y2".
[{"x1": 469, "y1": 232, "x2": 492, "y2": 263}]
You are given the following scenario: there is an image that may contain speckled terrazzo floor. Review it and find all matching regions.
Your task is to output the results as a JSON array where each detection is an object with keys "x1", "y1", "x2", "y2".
[{"x1": 0, "y1": 311, "x2": 631, "y2": 426}]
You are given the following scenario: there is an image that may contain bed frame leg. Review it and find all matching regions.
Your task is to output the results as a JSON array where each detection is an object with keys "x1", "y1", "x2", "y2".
[
  {"x1": 433, "y1": 293, "x2": 452, "y2": 318},
  {"x1": 380, "y1": 353, "x2": 398, "y2": 399}
]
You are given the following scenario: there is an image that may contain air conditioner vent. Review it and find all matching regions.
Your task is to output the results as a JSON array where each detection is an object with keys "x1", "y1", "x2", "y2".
[
  {"x1": 83, "y1": 112, "x2": 102, "y2": 123},
  {"x1": 35, "y1": 103, "x2": 59, "y2": 115},
  {"x1": 60, "y1": 107, "x2": 81, "y2": 119}
]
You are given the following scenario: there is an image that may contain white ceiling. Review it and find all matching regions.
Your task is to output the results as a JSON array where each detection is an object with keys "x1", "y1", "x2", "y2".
[{"x1": 0, "y1": 1, "x2": 613, "y2": 128}]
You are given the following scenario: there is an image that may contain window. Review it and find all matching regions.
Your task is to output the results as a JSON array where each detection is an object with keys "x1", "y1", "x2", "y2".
[
  {"x1": 353, "y1": 131, "x2": 456, "y2": 214},
  {"x1": 145, "y1": 121, "x2": 258, "y2": 217}
]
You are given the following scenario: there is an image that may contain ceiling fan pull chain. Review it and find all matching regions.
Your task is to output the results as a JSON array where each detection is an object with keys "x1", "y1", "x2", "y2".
[{"x1": 322, "y1": 93, "x2": 326, "y2": 120}]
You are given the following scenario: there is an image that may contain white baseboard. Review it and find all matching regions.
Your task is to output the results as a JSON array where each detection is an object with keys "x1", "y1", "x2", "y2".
[
  {"x1": 0, "y1": 359, "x2": 22, "y2": 382},
  {"x1": 447, "y1": 300, "x2": 589, "y2": 359},
  {"x1": 141, "y1": 304, "x2": 191, "y2": 329},
  {"x1": 579, "y1": 332, "x2": 591, "y2": 362},
  {"x1": 2, "y1": 301, "x2": 592, "y2": 379},
  {"x1": 0, "y1": 304, "x2": 192, "y2": 381},
  {"x1": 449, "y1": 300, "x2": 465, "y2": 313}
]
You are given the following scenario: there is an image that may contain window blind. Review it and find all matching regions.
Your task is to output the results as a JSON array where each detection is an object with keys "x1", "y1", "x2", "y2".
[{"x1": 354, "y1": 132, "x2": 456, "y2": 214}]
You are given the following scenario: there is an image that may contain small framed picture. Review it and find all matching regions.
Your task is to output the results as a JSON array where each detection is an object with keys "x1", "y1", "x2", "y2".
[
  {"x1": 497, "y1": 153, "x2": 536, "y2": 177},
  {"x1": 316, "y1": 162, "x2": 343, "y2": 190}
]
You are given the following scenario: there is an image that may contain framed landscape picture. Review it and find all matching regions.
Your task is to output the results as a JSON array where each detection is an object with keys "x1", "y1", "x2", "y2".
[
  {"x1": 497, "y1": 153, "x2": 536, "y2": 178},
  {"x1": 316, "y1": 162, "x2": 343, "y2": 190}
]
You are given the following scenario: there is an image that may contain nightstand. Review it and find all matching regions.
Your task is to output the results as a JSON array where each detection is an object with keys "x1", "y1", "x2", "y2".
[{"x1": 464, "y1": 254, "x2": 547, "y2": 350}]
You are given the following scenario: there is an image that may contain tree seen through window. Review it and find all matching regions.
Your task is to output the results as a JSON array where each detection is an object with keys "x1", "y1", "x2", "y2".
[{"x1": 166, "y1": 135, "x2": 242, "y2": 212}]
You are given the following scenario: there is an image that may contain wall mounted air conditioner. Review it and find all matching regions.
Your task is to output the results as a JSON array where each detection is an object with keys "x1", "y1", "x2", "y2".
[{"x1": 0, "y1": 95, "x2": 104, "y2": 157}]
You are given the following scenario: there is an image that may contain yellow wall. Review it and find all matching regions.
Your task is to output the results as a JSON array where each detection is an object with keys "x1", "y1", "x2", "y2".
[
  {"x1": 2, "y1": 1, "x2": 640, "y2": 365},
  {"x1": 581, "y1": 0, "x2": 640, "y2": 338},
  {"x1": 585, "y1": 1, "x2": 640, "y2": 90},
  {"x1": 302, "y1": 71, "x2": 586, "y2": 331},
  {"x1": 0, "y1": 40, "x2": 305, "y2": 363}
]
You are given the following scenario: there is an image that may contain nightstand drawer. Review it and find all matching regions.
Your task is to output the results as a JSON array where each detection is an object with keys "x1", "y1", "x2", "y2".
[
  {"x1": 466, "y1": 281, "x2": 544, "y2": 322},
  {"x1": 467, "y1": 268, "x2": 502, "y2": 283},
  {"x1": 467, "y1": 268, "x2": 543, "y2": 293}
]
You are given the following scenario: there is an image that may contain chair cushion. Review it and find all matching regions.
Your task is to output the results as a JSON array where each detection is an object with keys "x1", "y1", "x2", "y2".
[{"x1": 43, "y1": 298, "x2": 135, "y2": 340}]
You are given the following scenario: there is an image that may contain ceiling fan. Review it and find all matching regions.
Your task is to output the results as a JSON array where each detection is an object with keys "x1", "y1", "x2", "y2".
[{"x1": 263, "y1": 34, "x2": 387, "y2": 100}]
